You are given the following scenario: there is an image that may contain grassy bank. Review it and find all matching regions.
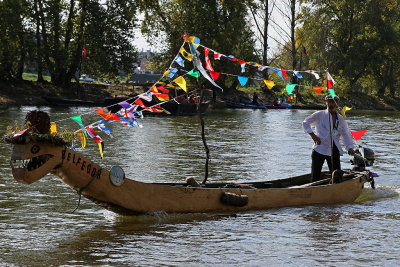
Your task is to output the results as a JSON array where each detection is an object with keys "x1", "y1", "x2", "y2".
[{"x1": 1, "y1": 77, "x2": 399, "y2": 111}]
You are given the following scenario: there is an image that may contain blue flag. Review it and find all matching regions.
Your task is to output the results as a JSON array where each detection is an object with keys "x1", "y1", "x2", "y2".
[
  {"x1": 168, "y1": 68, "x2": 178, "y2": 78},
  {"x1": 175, "y1": 55, "x2": 185, "y2": 67},
  {"x1": 238, "y1": 76, "x2": 248, "y2": 86},
  {"x1": 269, "y1": 67, "x2": 286, "y2": 81}
]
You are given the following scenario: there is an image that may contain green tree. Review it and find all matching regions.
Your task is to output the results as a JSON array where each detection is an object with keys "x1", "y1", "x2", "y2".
[
  {"x1": 140, "y1": 0, "x2": 257, "y2": 91},
  {"x1": 298, "y1": 0, "x2": 400, "y2": 97},
  {"x1": 0, "y1": 0, "x2": 33, "y2": 81}
]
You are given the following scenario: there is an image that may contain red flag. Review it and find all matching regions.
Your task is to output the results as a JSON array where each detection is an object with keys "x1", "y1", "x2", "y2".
[
  {"x1": 313, "y1": 86, "x2": 325, "y2": 94},
  {"x1": 204, "y1": 47, "x2": 214, "y2": 72},
  {"x1": 351, "y1": 129, "x2": 367, "y2": 141},
  {"x1": 327, "y1": 72, "x2": 335, "y2": 89},
  {"x1": 95, "y1": 108, "x2": 121, "y2": 121},
  {"x1": 156, "y1": 86, "x2": 169, "y2": 93},
  {"x1": 210, "y1": 71, "x2": 220, "y2": 81},
  {"x1": 155, "y1": 93, "x2": 169, "y2": 101},
  {"x1": 83, "y1": 46, "x2": 87, "y2": 59},
  {"x1": 303, "y1": 46, "x2": 308, "y2": 56},
  {"x1": 183, "y1": 32, "x2": 190, "y2": 40},
  {"x1": 236, "y1": 59, "x2": 246, "y2": 72},
  {"x1": 281, "y1": 69, "x2": 288, "y2": 80},
  {"x1": 134, "y1": 98, "x2": 144, "y2": 107}
]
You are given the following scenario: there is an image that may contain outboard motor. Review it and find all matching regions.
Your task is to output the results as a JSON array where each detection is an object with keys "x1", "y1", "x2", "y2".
[
  {"x1": 351, "y1": 146, "x2": 375, "y2": 170},
  {"x1": 350, "y1": 146, "x2": 376, "y2": 188}
]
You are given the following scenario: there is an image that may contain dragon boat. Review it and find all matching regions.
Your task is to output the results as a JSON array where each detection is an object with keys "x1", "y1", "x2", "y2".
[{"x1": 9, "y1": 139, "x2": 376, "y2": 215}]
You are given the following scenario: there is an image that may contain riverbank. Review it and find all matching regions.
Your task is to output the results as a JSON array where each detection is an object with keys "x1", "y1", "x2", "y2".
[{"x1": 1, "y1": 80, "x2": 399, "y2": 111}]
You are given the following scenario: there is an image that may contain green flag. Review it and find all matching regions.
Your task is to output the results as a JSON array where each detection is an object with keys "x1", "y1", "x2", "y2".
[
  {"x1": 286, "y1": 84, "x2": 297, "y2": 95},
  {"x1": 328, "y1": 89, "x2": 336, "y2": 99},
  {"x1": 187, "y1": 69, "x2": 200, "y2": 78},
  {"x1": 70, "y1": 115, "x2": 87, "y2": 137}
]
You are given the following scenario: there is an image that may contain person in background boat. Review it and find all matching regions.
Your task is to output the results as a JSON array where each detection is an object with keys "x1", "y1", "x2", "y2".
[
  {"x1": 252, "y1": 92, "x2": 259, "y2": 105},
  {"x1": 273, "y1": 98, "x2": 280, "y2": 106},
  {"x1": 302, "y1": 95, "x2": 355, "y2": 182}
]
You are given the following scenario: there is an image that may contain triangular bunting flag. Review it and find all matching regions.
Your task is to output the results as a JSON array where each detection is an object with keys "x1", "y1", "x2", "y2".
[
  {"x1": 307, "y1": 70, "x2": 320, "y2": 80},
  {"x1": 174, "y1": 55, "x2": 185, "y2": 67},
  {"x1": 313, "y1": 86, "x2": 325, "y2": 94},
  {"x1": 180, "y1": 47, "x2": 193, "y2": 61},
  {"x1": 293, "y1": 71, "x2": 303, "y2": 79},
  {"x1": 155, "y1": 93, "x2": 169, "y2": 101},
  {"x1": 247, "y1": 62, "x2": 259, "y2": 67},
  {"x1": 187, "y1": 69, "x2": 200, "y2": 78},
  {"x1": 168, "y1": 68, "x2": 178, "y2": 78},
  {"x1": 237, "y1": 59, "x2": 246, "y2": 73},
  {"x1": 339, "y1": 106, "x2": 352, "y2": 119},
  {"x1": 204, "y1": 47, "x2": 214, "y2": 72},
  {"x1": 214, "y1": 52, "x2": 221, "y2": 60},
  {"x1": 173, "y1": 76, "x2": 187, "y2": 91},
  {"x1": 210, "y1": 71, "x2": 220, "y2": 81},
  {"x1": 76, "y1": 129, "x2": 86, "y2": 148},
  {"x1": 238, "y1": 76, "x2": 248, "y2": 86},
  {"x1": 351, "y1": 129, "x2": 367, "y2": 141},
  {"x1": 264, "y1": 80, "x2": 275, "y2": 90},
  {"x1": 50, "y1": 122, "x2": 57, "y2": 135},
  {"x1": 281, "y1": 69, "x2": 288, "y2": 80},
  {"x1": 95, "y1": 108, "x2": 121, "y2": 121},
  {"x1": 258, "y1": 65, "x2": 267, "y2": 71},
  {"x1": 269, "y1": 67, "x2": 286, "y2": 81},
  {"x1": 185, "y1": 36, "x2": 200, "y2": 47},
  {"x1": 157, "y1": 85, "x2": 169, "y2": 93},
  {"x1": 328, "y1": 88, "x2": 336, "y2": 99},
  {"x1": 327, "y1": 72, "x2": 335, "y2": 89},
  {"x1": 95, "y1": 120, "x2": 113, "y2": 138},
  {"x1": 85, "y1": 125, "x2": 104, "y2": 159},
  {"x1": 70, "y1": 115, "x2": 87, "y2": 137},
  {"x1": 286, "y1": 84, "x2": 297, "y2": 95},
  {"x1": 138, "y1": 92, "x2": 153, "y2": 102}
]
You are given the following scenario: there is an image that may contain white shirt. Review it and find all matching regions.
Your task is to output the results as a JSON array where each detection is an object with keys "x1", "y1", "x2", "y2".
[{"x1": 302, "y1": 109, "x2": 354, "y2": 156}]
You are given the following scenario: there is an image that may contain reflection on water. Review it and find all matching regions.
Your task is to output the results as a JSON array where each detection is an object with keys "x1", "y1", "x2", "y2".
[{"x1": 1, "y1": 107, "x2": 400, "y2": 265}]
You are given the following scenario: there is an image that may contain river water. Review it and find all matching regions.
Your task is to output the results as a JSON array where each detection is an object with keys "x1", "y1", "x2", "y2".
[{"x1": 1, "y1": 106, "x2": 399, "y2": 266}]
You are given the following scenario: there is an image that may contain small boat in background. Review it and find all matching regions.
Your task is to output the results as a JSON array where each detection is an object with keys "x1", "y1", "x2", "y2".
[
  {"x1": 225, "y1": 100, "x2": 267, "y2": 109},
  {"x1": 264, "y1": 103, "x2": 292, "y2": 109},
  {"x1": 43, "y1": 96, "x2": 98, "y2": 107}
]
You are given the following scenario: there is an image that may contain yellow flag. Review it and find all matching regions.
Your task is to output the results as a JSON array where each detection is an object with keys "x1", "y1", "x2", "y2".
[
  {"x1": 98, "y1": 142, "x2": 104, "y2": 159},
  {"x1": 50, "y1": 122, "x2": 57, "y2": 135},
  {"x1": 173, "y1": 76, "x2": 187, "y2": 92},
  {"x1": 184, "y1": 36, "x2": 200, "y2": 47},
  {"x1": 264, "y1": 80, "x2": 275, "y2": 90},
  {"x1": 340, "y1": 106, "x2": 352, "y2": 119},
  {"x1": 163, "y1": 70, "x2": 170, "y2": 77},
  {"x1": 180, "y1": 47, "x2": 193, "y2": 61},
  {"x1": 76, "y1": 130, "x2": 86, "y2": 148}
]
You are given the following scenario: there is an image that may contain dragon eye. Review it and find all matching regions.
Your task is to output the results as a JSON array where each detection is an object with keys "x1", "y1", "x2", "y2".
[{"x1": 31, "y1": 145, "x2": 40, "y2": 154}]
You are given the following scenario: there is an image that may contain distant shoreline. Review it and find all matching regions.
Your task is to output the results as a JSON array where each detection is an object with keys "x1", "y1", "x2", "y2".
[{"x1": 1, "y1": 80, "x2": 399, "y2": 111}]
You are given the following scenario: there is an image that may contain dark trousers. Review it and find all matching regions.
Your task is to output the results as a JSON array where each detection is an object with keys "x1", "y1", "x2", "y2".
[{"x1": 310, "y1": 145, "x2": 341, "y2": 182}]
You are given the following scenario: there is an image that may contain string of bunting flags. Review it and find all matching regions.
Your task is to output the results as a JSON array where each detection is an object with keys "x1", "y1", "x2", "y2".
[{"x1": 49, "y1": 34, "x2": 364, "y2": 159}]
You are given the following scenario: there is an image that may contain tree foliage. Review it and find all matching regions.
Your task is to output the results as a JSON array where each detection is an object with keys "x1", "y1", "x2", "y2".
[
  {"x1": 297, "y1": 0, "x2": 400, "y2": 97},
  {"x1": 0, "y1": 0, "x2": 138, "y2": 85},
  {"x1": 139, "y1": 0, "x2": 257, "y2": 90}
]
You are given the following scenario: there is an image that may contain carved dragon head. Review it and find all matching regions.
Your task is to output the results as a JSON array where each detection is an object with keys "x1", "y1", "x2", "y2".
[{"x1": 10, "y1": 143, "x2": 63, "y2": 184}]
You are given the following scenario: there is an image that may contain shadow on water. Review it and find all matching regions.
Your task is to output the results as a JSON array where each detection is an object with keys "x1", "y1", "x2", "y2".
[{"x1": 42, "y1": 211, "x2": 240, "y2": 266}]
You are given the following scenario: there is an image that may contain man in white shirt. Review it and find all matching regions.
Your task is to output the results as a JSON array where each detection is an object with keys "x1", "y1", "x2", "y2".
[{"x1": 302, "y1": 95, "x2": 355, "y2": 182}]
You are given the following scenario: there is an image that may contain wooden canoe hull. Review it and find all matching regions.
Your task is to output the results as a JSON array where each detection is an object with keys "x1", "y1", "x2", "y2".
[{"x1": 11, "y1": 143, "x2": 370, "y2": 215}]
